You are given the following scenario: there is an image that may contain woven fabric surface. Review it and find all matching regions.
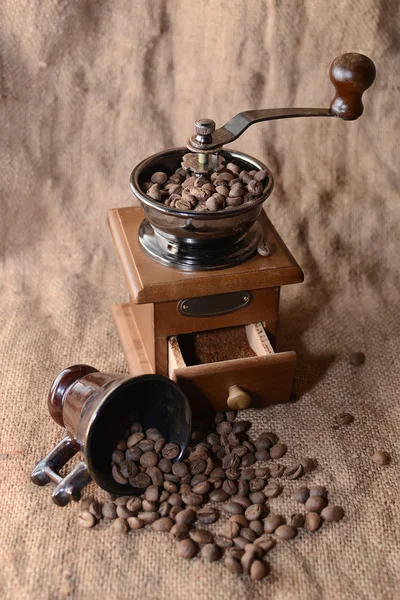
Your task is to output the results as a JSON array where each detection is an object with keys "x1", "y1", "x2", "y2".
[{"x1": 1, "y1": 0, "x2": 399, "y2": 598}]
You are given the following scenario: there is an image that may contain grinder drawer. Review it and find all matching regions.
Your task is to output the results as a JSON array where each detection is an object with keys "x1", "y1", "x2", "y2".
[{"x1": 168, "y1": 323, "x2": 296, "y2": 411}]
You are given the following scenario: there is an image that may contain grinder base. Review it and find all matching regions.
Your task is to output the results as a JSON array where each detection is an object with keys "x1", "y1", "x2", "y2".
[{"x1": 138, "y1": 218, "x2": 263, "y2": 271}]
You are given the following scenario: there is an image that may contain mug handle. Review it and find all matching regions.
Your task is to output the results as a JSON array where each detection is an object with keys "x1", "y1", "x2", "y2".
[{"x1": 31, "y1": 435, "x2": 92, "y2": 506}]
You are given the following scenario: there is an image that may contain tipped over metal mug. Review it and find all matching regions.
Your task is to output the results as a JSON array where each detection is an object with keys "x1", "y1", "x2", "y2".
[{"x1": 31, "y1": 365, "x2": 192, "y2": 506}]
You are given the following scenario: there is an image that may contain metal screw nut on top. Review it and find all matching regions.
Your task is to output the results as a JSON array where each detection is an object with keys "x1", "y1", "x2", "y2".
[{"x1": 194, "y1": 118, "x2": 216, "y2": 136}]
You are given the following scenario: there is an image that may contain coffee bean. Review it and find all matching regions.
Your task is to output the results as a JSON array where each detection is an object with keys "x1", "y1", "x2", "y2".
[
  {"x1": 158, "y1": 458, "x2": 172, "y2": 473},
  {"x1": 232, "y1": 446, "x2": 248, "y2": 458},
  {"x1": 145, "y1": 427, "x2": 163, "y2": 441},
  {"x1": 243, "y1": 441, "x2": 256, "y2": 453},
  {"x1": 309, "y1": 485, "x2": 328, "y2": 498},
  {"x1": 335, "y1": 412, "x2": 354, "y2": 426},
  {"x1": 164, "y1": 481, "x2": 178, "y2": 493},
  {"x1": 249, "y1": 478, "x2": 266, "y2": 492},
  {"x1": 112, "y1": 464, "x2": 128, "y2": 485},
  {"x1": 321, "y1": 505, "x2": 344, "y2": 522},
  {"x1": 182, "y1": 492, "x2": 203, "y2": 506},
  {"x1": 254, "y1": 437, "x2": 272, "y2": 450},
  {"x1": 284, "y1": 464, "x2": 304, "y2": 480},
  {"x1": 287, "y1": 513, "x2": 305, "y2": 528},
  {"x1": 146, "y1": 466, "x2": 164, "y2": 486},
  {"x1": 170, "y1": 523, "x2": 190, "y2": 540},
  {"x1": 192, "y1": 481, "x2": 211, "y2": 495},
  {"x1": 176, "y1": 538, "x2": 198, "y2": 559},
  {"x1": 349, "y1": 352, "x2": 365, "y2": 366},
  {"x1": 241, "y1": 453, "x2": 256, "y2": 467},
  {"x1": 264, "y1": 514, "x2": 284, "y2": 534},
  {"x1": 269, "y1": 464, "x2": 285, "y2": 478},
  {"x1": 151, "y1": 171, "x2": 168, "y2": 185},
  {"x1": 162, "y1": 443, "x2": 180, "y2": 459},
  {"x1": 249, "y1": 520, "x2": 264, "y2": 536},
  {"x1": 190, "y1": 459, "x2": 207, "y2": 475},
  {"x1": 169, "y1": 506, "x2": 184, "y2": 519},
  {"x1": 138, "y1": 511, "x2": 159, "y2": 525},
  {"x1": 120, "y1": 460, "x2": 138, "y2": 479},
  {"x1": 371, "y1": 451, "x2": 390, "y2": 466},
  {"x1": 241, "y1": 550, "x2": 256, "y2": 573},
  {"x1": 244, "y1": 543, "x2": 264, "y2": 558},
  {"x1": 88, "y1": 501, "x2": 102, "y2": 520},
  {"x1": 78, "y1": 510, "x2": 96, "y2": 528},
  {"x1": 168, "y1": 493, "x2": 183, "y2": 507},
  {"x1": 197, "y1": 507, "x2": 219, "y2": 524},
  {"x1": 225, "y1": 468, "x2": 240, "y2": 481},
  {"x1": 233, "y1": 421, "x2": 251, "y2": 434},
  {"x1": 125, "y1": 447, "x2": 142, "y2": 462},
  {"x1": 304, "y1": 512, "x2": 322, "y2": 532},
  {"x1": 209, "y1": 489, "x2": 229, "y2": 502},
  {"x1": 112, "y1": 518, "x2": 129, "y2": 533},
  {"x1": 130, "y1": 473, "x2": 151, "y2": 488},
  {"x1": 305, "y1": 496, "x2": 327, "y2": 513},
  {"x1": 299, "y1": 457, "x2": 317, "y2": 473},
  {"x1": 129, "y1": 422, "x2": 142, "y2": 433},
  {"x1": 127, "y1": 432, "x2": 145, "y2": 448},
  {"x1": 225, "y1": 410, "x2": 237, "y2": 422},
  {"x1": 172, "y1": 461, "x2": 189, "y2": 477},
  {"x1": 222, "y1": 480, "x2": 237, "y2": 495},
  {"x1": 238, "y1": 480, "x2": 249, "y2": 496},
  {"x1": 224, "y1": 555, "x2": 243, "y2": 574},
  {"x1": 253, "y1": 169, "x2": 269, "y2": 182},
  {"x1": 210, "y1": 467, "x2": 225, "y2": 480},
  {"x1": 138, "y1": 439, "x2": 155, "y2": 453},
  {"x1": 127, "y1": 516, "x2": 144, "y2": 530},
  {"x1": 112, "y1": 449, "x2": 125, "y2": 464},
  {"x1": 245, "y1": 504, "x2": 265, "y2": 521},
  {"x1": 152, "y1": 517, "x2": 174, "y2": 532},
  {"x1": 222, "y1": 520, "x2": 240, "y2": 539},
  {"x1": 212, "y1": 479, "x2": 223, "y2": 489},
  {"x1": 251, "y1": 559, "x2": 269, "y2": 580},
  {"x1": 159, "y1": 490, "x2": 169, "y2": 503},
  {"x1": 201, "y1": 543, "x2": 221, "y2": 562},
  {"x1": 254, "y1": 534, "x2": 276, "y2": 552},
  {"x1": 206, "y1": 433, "x2": 220, "y2": 446},
  {"x1": 116, "y1": 505, "x2": 134, "y2": 519},
  {"x1": 154, "y1": 438, "x2": 166, "y2": 453},
  {"x1": 233, "y1": 536, "x2": 248, "y2": 549},
  {"x1": 80, "y1": 495, "x2": 94, "y2": 511},
  {"x1": 164, "y1": 473, "x2": 180, "y2": 483},
  {"x1": 117, "y1": 439, "x2": 128, "y2": 451},
  {"x1": 219, "y1": 433, "x2": 229, "y2": 447},
  {"x1": 229, "y1": 547, "x2": 246, "y2": 561},
  {"x1": 189, "y1": 529, "x2": 214, "y2": 545},
  {"x1": 254, "y1": 467, "x2": 270, "y2": 478},
  {"x1": 159, "y1": 502, "x2": 171, "y2": 517},
  {"x1": 224, "y1": 501, "x2": 244, "y2": 515},
  {"x1": 275, "y1": 524, "x2": 297, "y2": 540},
  {"x1": 240, "y1": 528, "x2": 257, "y2": 542},
  {"x1": 249, "y1": 492, "x2": 266, "y2": 504},
  {"x1": 215, "y1": 412, "x2": 224, "y2": 424},
  {"x1": 259, "y1": 431, "x2": 279, "y2": 444},
  {"x1": 227, "y1": 432, "x2": 243, "y2": 447},
  {"x1": 269, "y1": 443, "x2": 287, "y2": 459},
  {"x1": 102, "y1": 502, "x2": 117, "y2": 520},
  {"x1": 254, "y1": 448, "x2": 270, "y2": 461},
  {"x1": 190, "y1": 430, "x2": 204, "y2": 443},
  {"x1": 216, "y1": 421, "x2": 232, "y2": 435},
  {"x1": 293, "y1": 486, "x2": 310, "y2": 503},
  {"x1": 229, "y1": 515, "x2": 249, "y2": 527},
  {"x1": 113, "y1": 496, "x2": 130, "y2": 506},
  {"x1": 126, "y1": 497, "x2": 142, "y2": 513},
  {"x1": 215, "y1": 535, "x2": 233, "y2": 549},
  {"x1": 231, "y1": 495, "x2": 251, "y2": 509}
]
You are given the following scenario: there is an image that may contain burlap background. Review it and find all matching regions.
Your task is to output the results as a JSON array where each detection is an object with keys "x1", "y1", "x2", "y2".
[{"x1": 1, "y1": 0, "x2": 399, "y2": 598}]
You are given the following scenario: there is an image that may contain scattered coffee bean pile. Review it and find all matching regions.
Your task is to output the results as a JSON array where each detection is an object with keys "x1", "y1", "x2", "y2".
[
  {"x1": 141, "y1": 162, "x2": 269, "y2": 213},
  {"x1": 78, "y1": 411, "x2": 345, "y2": 580}
]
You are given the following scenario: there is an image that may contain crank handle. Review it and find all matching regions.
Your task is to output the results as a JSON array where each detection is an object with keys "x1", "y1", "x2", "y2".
[{"x1": 187, "y1": 53, "x2": 376, "y2": 153}]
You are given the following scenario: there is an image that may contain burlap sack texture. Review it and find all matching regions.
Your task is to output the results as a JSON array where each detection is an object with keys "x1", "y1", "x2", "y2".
[{"x1": 1, "y1": 0, "x2": 399, "y2": 598}]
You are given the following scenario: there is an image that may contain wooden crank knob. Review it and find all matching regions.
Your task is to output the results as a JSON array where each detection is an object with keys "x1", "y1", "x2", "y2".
[
  {"x1": 329, "y1": 53, "x2": 376, "y2": 120},
  {"x1": 227, "y1": 385, "x2": 251, "y2": 410}
]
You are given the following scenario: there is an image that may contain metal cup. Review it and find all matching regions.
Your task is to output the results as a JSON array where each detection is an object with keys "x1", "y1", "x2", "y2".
[{"x1": 31, "y1": 365, "x2": 192, "y2": 506}]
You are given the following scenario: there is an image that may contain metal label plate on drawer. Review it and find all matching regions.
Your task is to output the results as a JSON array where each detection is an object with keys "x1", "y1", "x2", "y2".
[{"x1": 178, "y1": 291, "x2": 252, "y2": 317}]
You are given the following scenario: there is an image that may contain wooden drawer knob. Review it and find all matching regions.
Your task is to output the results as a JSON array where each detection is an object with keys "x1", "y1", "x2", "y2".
[{"x1": 227, "y1": 385, "x2": 251, "y2": 410}]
